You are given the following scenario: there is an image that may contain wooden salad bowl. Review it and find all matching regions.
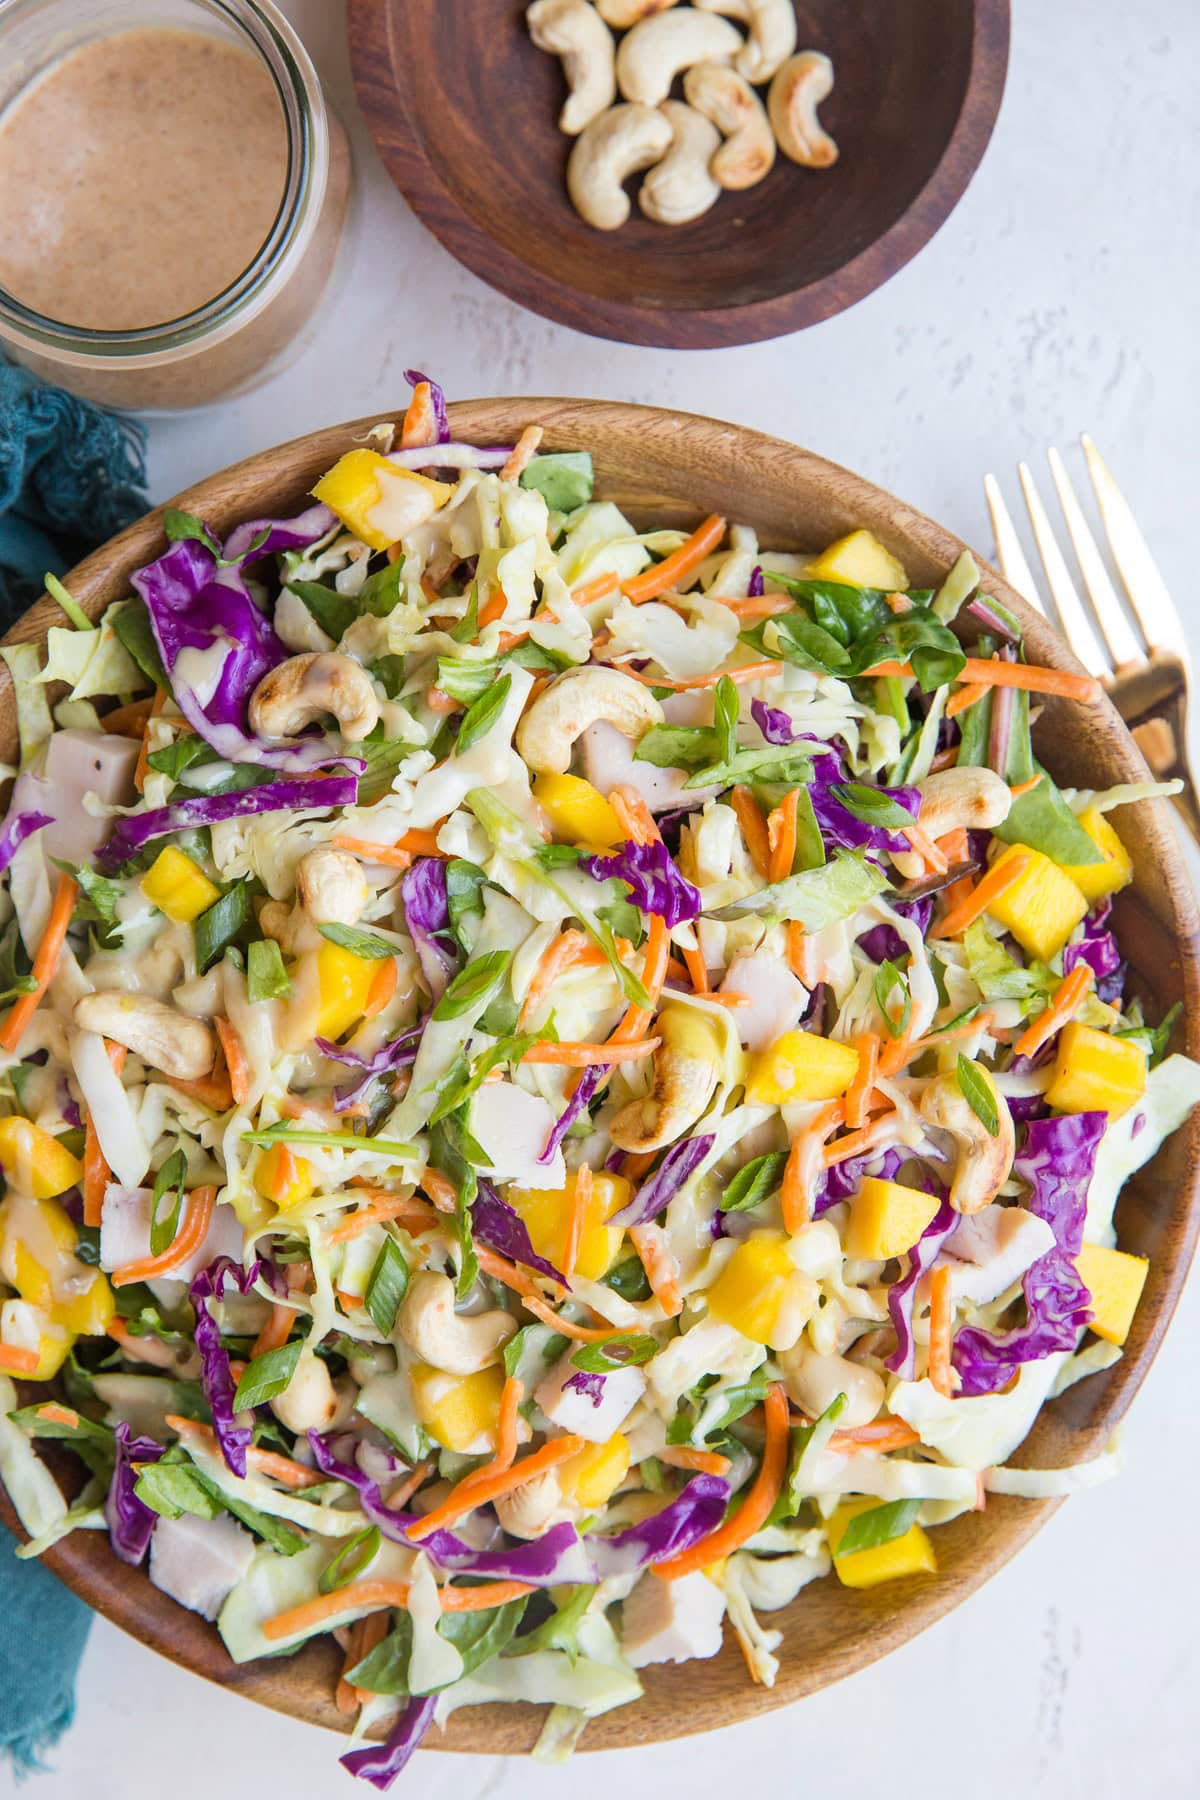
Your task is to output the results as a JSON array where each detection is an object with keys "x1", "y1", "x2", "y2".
[
  {"x1": 348, "y1": 1, "x2": 1011, "y2": 347},
  {"x1": 2, "y1": 400, "x2": 1198, "y2": 1752}
]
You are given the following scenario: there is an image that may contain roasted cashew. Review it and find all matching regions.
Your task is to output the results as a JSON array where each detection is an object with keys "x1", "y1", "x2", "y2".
[
  {"x1": 777, "y1": 1339, "x2": 884, "y2": 1431},
  {"x1": 694, "y1": 0, "x2": 796, "y2": 83},
  {"x1": 398, "y1": 1272, "x2": 516, "y2": 1376},
  {"x1": 73, "y1": 992, "x2": 216, "y2": 1082},
  {"x1": 639, "y1": 100, "x2": 722, "y2": 224},
  {"x1": 615, "y1": 7, "x2": 743, "y2": 106},
  {"x1": 609, "y1": 1004, "x2": 721, "y2": 1153},
  {"x1": 295, "y1": 846, "x2": 370, "y2": 926},
  {"x1": 248, "y1": 652, "x2": 380, "y2": 744},
  {"x1": 768, "y1": 51, "x2": 838, "y2": 168},
  {"x1": 269, "y1": 1353, "x2": 355, "y2": 1434},
  {"x1": 683, "y1": 64, "x2": 775, "y2": 190},
  {"x1": 566, "y1": 102, "x2": 674, "y2": 228},
  {"x1": 920, "y1": 1068, "x2": 1015, "y2": 1215},
  {"x1": 597, "y1": 0, "x2": 677, "y2": 24},
  {"x1": 891, "y1": 766, "x2": 1013, "y2": 880},
  {"x1": 495, "y1": 1470, "x2": 564, "y2": 1538},
  {"x1": 527, "y1": 0, "x2": 616, "y2": 136},
  {"x1": 517, "y1": 666, "x2": 664, "y2": 773}
]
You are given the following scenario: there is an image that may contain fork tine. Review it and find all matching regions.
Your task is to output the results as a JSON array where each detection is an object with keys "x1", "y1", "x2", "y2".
[
  {"x1": 1081, "y1": 435, "x2": 1190, "y2": 667},
  {"x1": 1046, "y1": 447, "x2": 1143, "y2": 670},
  {"x1": 983, "y1": 472, "x2": 1045, "y2": 614},
  {"x1": 1017, "y1": 462, "x2": 1111, "y2": 677}
]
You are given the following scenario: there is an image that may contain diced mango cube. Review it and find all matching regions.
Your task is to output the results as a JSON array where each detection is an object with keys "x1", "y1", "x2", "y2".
[
  {"x1": 312, "y1": 449, "x2": 453, "y2": 553},
  {"x1": 141, "y1": 846, "x2": 222, "y2": 923},
  {"x1": 410, "y1": 1362, "x2": 505, "y2": 1453},
  {"x1": 843, "y1": 1178, "x2": 940, "y2": 1261},
  {"x1": 806, "y1": 530, "x2": 909, "y2": 592},
  {"x1": 1075, "y1": 1243, "x2": 1149, "y2": 1345},
  {"x1": 1059, "y1": 807, "x2": 1133, "y2": 904},
  {"x1": 745, "y1": 1031, "x2": 859, "y2": 1107},
  {"x1": 315, "y1": 940, "x2": 377, "y2": 1041},
  {"x1": 52, "y1": 1268, "x2": 115, "y2": 1338},
  {"x1": 0, "y1": 1298, "x2": 73, "y2": 1381},
  {"x1": 533, "y1": 773, "x2": 624, "y2": 850},
  {"x1": 0, "y1": 1119, "x2": 83, "y2": 1201},
  {"x1": 507, "y1": 1172, "x2": 629, "y2": 1283},
  {"x1": 558, "y1": 1432, "x2": 631, "y2": 1508},
  {"x1": 254, "y1": 1143, "x2": 316, "y2": 1211},
  {"x1": 708, "y1": 1229, "x2": 812, "y2": 1347},
  {"x1": 828, "y1": 1498, "x2": 938, "y2": 1589},
  {"x1": 1045, "y1": 1022, "x2": 1146, "y2": 1118},
  {"x1": 986, "y1": 843, "x2": 1088, "y2": 962}
]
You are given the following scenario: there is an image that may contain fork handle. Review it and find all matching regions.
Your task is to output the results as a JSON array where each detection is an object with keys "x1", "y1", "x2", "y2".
[{"x1": 1111, "y1": 652, "x2": 1200, "y2": 853}]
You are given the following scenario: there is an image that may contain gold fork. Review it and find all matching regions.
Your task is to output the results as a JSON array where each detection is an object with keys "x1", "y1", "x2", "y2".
[{"x1": 983, "y1": 436, "x2": 1200, "y2": 849}]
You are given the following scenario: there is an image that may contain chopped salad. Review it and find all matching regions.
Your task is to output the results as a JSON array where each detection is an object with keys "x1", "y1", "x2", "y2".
[{"x1": 0, "y1": 375, "x2": 1196, "y2": 1785}]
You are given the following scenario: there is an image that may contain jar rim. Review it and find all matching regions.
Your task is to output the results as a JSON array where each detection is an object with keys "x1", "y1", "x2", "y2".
[{"x1": 0, "y1": 0, "x2": 328, "y2": 360}]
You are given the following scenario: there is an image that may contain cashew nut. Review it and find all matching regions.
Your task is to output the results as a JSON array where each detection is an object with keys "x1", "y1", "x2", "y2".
[
  {"x1": 295, "y1": 845, "x2": 370, "y2": 926},
  {"x1": 597, "y1": 0, "x2": 677, "y2": 25},
  {"x1": 683, "y1": 64, "x2": 775, "y2": 190},
  {"x1": 920, "y1": 1068, "x2": 1015, "y2": 1215},
  {"x1": 615, "y1": 8, "x2": 743, "y2": 106},
  {"x1": 768, "y1": 51, "x2": 838, "y2": 169},
  {"x1": 609, "y1": 1004, "x2": 721, "y2": 1153},
  {"x1": 891, "y1": 766, "x2": 1013, "y2": 880},
  {"x1": 495, "y1": 1469, "x2": 564, "y2": 1538},
  {"x1": 527, "y1": 0, "x2": 616, "y2": 136},
  {"x1": 566, "y1": 103, "x2": 673, "y2": 229},
  {"x1": 639, "y1": 101, "x2": 722, "y2": 224},
  {"x1": 516, "y1": 666, "x2": 664, "y2": 773},
  {"x1": 248, "y1": 652, "x2": 380, "y2": 744},
  {"x1": 397, "y1": 1271, "x2": 516, "y2": 1376},
  {"x1": 777, "y1": 1339, "x2": 884, "y2": 1431},
  {"x1": 73, "y1": 992, "x2": 216, "y2": 1082},
  {"x1": 269, "y1": 1352, "x2": 356, "y2": 1434},
  {"x1": 694, "y1": 0, "x2": 796, "y2": 83}
]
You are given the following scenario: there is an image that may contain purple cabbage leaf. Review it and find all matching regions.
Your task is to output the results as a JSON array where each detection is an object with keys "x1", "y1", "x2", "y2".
[
  {"x1": 97, "y1": 774, "x2": 358, "y2": 872},
  {"x1": 582, "y1": 837, "x2": 701, "y2": 927},
  {"x1": 400, "y1": 859, "x2": 458, "y2": 1002},
  {"x1": 190, "y1": 1256, "x2": 263, "y2": 1477},
  {"x1": 106, "y1": 1421, "x2": 165, "y2": 1565},
  {"x1": 612, "y1": 1134, "x2": 715, "y2": 1228}
]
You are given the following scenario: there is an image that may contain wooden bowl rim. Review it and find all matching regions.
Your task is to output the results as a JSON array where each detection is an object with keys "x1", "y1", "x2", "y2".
[
  {"x1": 346, "y1": 0, "x2": 1012, "y2": 348},
  {"x1": 2, "y1": 395, "x2": 1198, "y2": 1755}
]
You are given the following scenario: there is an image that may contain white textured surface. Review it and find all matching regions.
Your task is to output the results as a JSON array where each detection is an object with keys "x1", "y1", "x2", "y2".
[{"x1": 15, "y1": 1, "x2": 1200, "y2": 1795}]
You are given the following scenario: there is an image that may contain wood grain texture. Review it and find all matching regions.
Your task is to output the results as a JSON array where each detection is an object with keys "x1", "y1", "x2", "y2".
[
  {"x1": 346, "y1": 0, "x2": 1010, "y2": 347},
  {"x1": 1, "y1": 398, "x2": 1197, "y2": 1756}
]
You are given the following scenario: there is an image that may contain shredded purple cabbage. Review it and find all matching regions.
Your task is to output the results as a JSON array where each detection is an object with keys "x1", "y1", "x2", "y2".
[
  {"x1": 612, "y1": 1133, "x2": 714, "y2": 1228},
  {"x1": 1063, "y1": 905, "x2": 1124, "y2": 1003},
  {"x1": 750, "y1": 727, "x2": 918, "y2": 854},
  {"x1": 222, "y1": 501, "x2": 336, "y2": 565},
  {"x1": 0, "y1": 809, "x2": 51, "y2": 876},
  {"x1": 815, "y1": 1144, "x2": 906, "y2": 1215},
  {"x1": 538, "y1": 1063, "x2": 603, "y2": 1167},
  {"x1": 748, "y1": 565, "x2": 765, "y2": 599},
  {"x1": 582, "y1": 837, "x2": 701, "y2": 926},
  {"x1": 951, "y1": 1114, "x2": 1105, "y2": 1395},
  {"x1": 106, "y1": 1422, "x2": 165, "y2": 1565},
  {"x1": 473, "y1": 1179, "x2": 567, "y2": 1285},
  {"x1": 316, "y1": 1023, "x2": 422, "y2": 1112},
  {"x1": 97, "y1": 774, "x2": 358, "y2": 872},
  {"x1": 399, "y1": 858, "x2": 458, "y2": 1001},
  {"x1": 388, "y1": 444, "x2": 512, "y2": 472},
  {"x1": 190, "y1": 1257, "x2": 262, "y2": 1477},
  {"x1": 750, "y1": 697, "x2": 797, "y2": 746},
  {"x1": 885, "y1": 1197, "x2": 957, "y2": 1378},
  {"x1": 403, "y1": 369, "x2": 450, "y2": 443},
  {"x1": 563, "y1": 1370, "x2": 606, "y2": 1407},
  {"x1": 964, "y1": 594, "x2": 1017, "y2": 642},
  {"x1": 341, "y1": 1696, "x2": 436, "y2": 1789},
  {"x1": 856, "y1": 895, "x2": 934, "y2": 965},
  {"x1": 587, "y1": 1473, "x2": 730, "y2": 1578}
]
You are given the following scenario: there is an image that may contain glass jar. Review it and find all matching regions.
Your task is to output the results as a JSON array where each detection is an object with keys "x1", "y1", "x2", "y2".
[{"x1": 0, "y1": 0, "x2": 350, "y2": 410}]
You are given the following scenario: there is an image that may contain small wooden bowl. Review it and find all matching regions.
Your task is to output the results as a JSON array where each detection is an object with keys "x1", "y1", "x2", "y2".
[
  {"x1": 3, "y1": 399, "x2": 1197, "y2": 1754},
  {"x1": 347, "y1": 1, "x2": 1010, "y2": 347}
]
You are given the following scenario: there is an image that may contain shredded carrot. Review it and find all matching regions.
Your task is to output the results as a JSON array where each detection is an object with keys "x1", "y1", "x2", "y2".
[
  {"x1": 767, "y1": 787, "x2": 799, "y2": 884},
  {"x1": 718, "y1": 593, "x2": 792, "y2": 619},
  {"x1": 397, "y1": 827, "x2": 447, "y2": 858},
  {"x1": 909, "y1": 1010, "x2": 995, "y2": 1057},
  {"x1": 561, "y1": 1164, "x2": 591, "y2": 1282},
  {"x1": 885, "y1": 591, "x2": 913, "y2": 615},
  {"x1": 425, "y1": 687, "x2": 460, "y2": 717},
  {"x1": 100, "y1": 697, "x2": 154, "y2": 737},
  {"x1": 386, "y1": 1458, "x2": 436, "y2": 1512},
  {"x1": 327, "y1": 1194, "x2": 436, "y2": 1244},
  {"x1": 629, "y1": 1221, "x2": 682, "y2": 1317},
  {"x1": 251, "y1": 1303, "x2": 295, "y2": 1360},
  {"x1": 333, "y1": 835, "x2": 409, "y2": 868},
  {"x1": 519, "y1": 929, "x2": 590, "y2": 1029},
  {"x1": 608, "y1": 785, "x2": 660, "y2": 847},
  {"x1": 83, "y1": 1040, "x2": 126, "y2": 1226},
  {"x1": 657, "y1": 1446, "x2": 732, "y2": 1477},
  {"x1": 133, "y1": 690, "x2": 166, "y2": 794},
  {"x1": 930, "y1": 851, "x2": 1032, "y2": 940},
  {"x1": 406, "y1": 1436, "x2": 587, "y2": 1541},
  {"x1": 499, "y1": 426, "x2": 544, "y2": 484},
  {"x1": 609, "y1": 913, "x2": 670, "y2": 1043},
  {"x1": 0, "y1": 873, "x2": 78, "y2": 1053},
  {"x1": 927, "y1": 1265, "x2": 955, "y2": 1398},
  {"x1": 278, "y1": 1093, "x2": 366, "y2": 1127},
  {"x1": 35, "y1": 1402, "x2": 81, "y2": 1428},
  {"x1": 521, "y1": 1037, "x2": 659, "y2": 1067},
  {"x1": 622, "y1": 515, "x2": 726, "y2": 605},
  {"x1": 106, "y1": 1316, "x2": 179, "y2": 1370},
  {"x1": 110, "y1": 1185, "x2": 216, "y2": 1287},
  {"x1": 902, "y1": 823, "x2": 948, "y2": 875},
  {"x1": 0, "y1": 1344, "x2": 39, "y2": 1374},
  {"x1": 477, "y1": 588, "x2": 508, "y2": 631},
  {"x1": 785, "y1": 920, "x2": 816, "y2": 986},
  {"x1": 265, "y1": 1578, "x2": 536, "y2": 1642},
  {"x1": 681, "y1": 942, "x2": 709, "y2": 993},
  {"x1": 622, "y1": 660, "x2": 783, "y2": 692},
  {"x1": 869, "y1": 657, "x2": 1101, "y2": 703},
  {"x1": 521, "y1": 1295, "x2": 621, "y2": 1341},
  {"x1": 829, "y1": 1419, "x2": 921, "y2": 1453},
  {"x1": 731, "y1": 786, "x2": 771, "y2": 877},
  {"x1": 496, "y1": 626, "x2": 534, "y2": 654},
  {"x1": 455, "y1": 1378, "x2": 524, "y2": 1500},
  {"x1": 400, "y1": 381, "x2": 438, "y2": 448},
  {"x1": 1009, "y1": 773, "x2": 1043, "y2": 798},
  {"x1": 822, "y1": 1111, "x2": 900, "y2": 1168},
  {"x1": 164, "y1": 1415, "x2": 325, "y2": 1490},
  {"x1": 419, "y1": 1166, "x2": 457, "y2": 1213},
  {"x1": 165, "y1": 1065, "x2": 234, "y2": 1112},
  {"x1": 570, "y1": 571, "x2": 619, "y2": 606},
  {"x1": 1014, "y1": 964, "x2": 1094, "y2": 1059},
  {"x1": 214, "y1": 1019, "x2": 250, "y2": 1107},
  {"x1": 475, "y1": 1244, "x2": 547, "y2": 1300},
  {"x1": 845, "y1": 1033, "x2": 881, "y2": 1130},
  {"x1": 364, "y1": 957, "x2": 399, "y2": 1019},
  {"x1": 655, "y1": 1382, "x2": 789, "y2": 1580},
  {"x1": 781, "y1": 1100, "x2": 842, "y2": 1232},
  {"x1": 944, "y1": 681, "x2": 990, "y2": 719},
  {"x1": 337, "y1": 1610, "x2": 389, "y2": 1713}
]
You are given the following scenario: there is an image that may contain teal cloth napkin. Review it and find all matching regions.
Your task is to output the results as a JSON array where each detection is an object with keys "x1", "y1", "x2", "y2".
[{"x1": 0, "y1": 356, "x2": 148, "y2": 1776}]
